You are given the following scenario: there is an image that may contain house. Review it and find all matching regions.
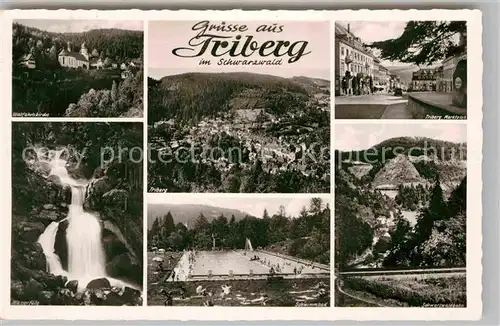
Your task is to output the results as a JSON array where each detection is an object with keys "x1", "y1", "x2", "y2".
[
  {"x1": 58, "y1": 42, "x2": 89, "y2": 69},
  {"x1": 90, "y1": 57, "x2": 104, "y2": 70},
  {"x1": 20, "y1": 53, "x2": 36, "y2": 69}
]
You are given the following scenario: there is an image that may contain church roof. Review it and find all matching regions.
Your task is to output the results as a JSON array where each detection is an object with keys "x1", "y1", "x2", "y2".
[{"x1": 59, "y1": 51, "x2": 89, "y2": 62}]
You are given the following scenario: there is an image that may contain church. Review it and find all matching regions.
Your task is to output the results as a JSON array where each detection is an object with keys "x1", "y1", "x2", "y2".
[{"x1": 58, "y1": 42, "x2": 90, "y2": 69}]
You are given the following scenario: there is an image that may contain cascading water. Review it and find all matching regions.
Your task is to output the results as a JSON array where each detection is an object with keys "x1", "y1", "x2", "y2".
[
  {"x1": 65, "y1": 186, "x2": 107, "y2": 285},
  {"x1": 36, "y1": 148, "x2": 133, "y2": 292}
]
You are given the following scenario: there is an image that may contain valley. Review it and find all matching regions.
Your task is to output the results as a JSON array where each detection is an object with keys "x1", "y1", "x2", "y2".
[{"x1": 148, "y1": 72, "x2": 330, "y2": 193}]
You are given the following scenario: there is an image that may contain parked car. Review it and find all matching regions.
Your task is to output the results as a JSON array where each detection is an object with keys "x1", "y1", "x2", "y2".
[{"x1": 394, "y1": 88, "x2": 403, "y2": 96}]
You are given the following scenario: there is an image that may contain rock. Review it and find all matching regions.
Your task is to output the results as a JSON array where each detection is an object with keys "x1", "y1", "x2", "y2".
[
  {"x1": 86, "y1": 278, "x2": 111, "y2": 289},
  {"x1": 56, "y1": 288, "x2": 75, "y2": 305},
  {"x1": 102, "y1": 292, "x2": 124, "y2": 306},
  {"x1": 11, "y1": 280, "x2": 24, "y2": 300},
  {"x1": 66, "y1": 280, "x2": 79, "y2": 293},
  {"x1": 90, "y1": 288, "x2": 107, "y2": 305},
  {"x1": 37, "y1": 161, "x2": 52, "y2": 175},
  {"x1": 18, "y1": 221, "x2": 46, "y2": 242},
  {"x1": 106, "y1": 253, "x2": 141, "y2": 286},
  {"x1": 43, "y1": 204, "x2": 56, "y2": 210},
  {"x1": 111, "y1": 286, "x2": 123, "y2": 295},
  {"x1": 35, "y1": 208, "x2": 65, "y2": 226},
  {"x1": 24, "y1": 278, "x2": 44, "y2": 300},
  {"x1": 45, "y1": 274, "x2": 67, "y2": 289},
  {"x1": 74, "y1": 291, "x2": 83, "y2": 301},
  {"x1": 47, "y1": 174, "x2": 62, "y2": 186},
  {"x1": 23, "y1": 243, "x2": 46, "y2": 270},
  {"x1": 102, "y1": 189, "x2": 128, "y2": 207},
  {"x1": 120, "y1": 286, "x2": 142, "y2": 305},
  {"x1": 38, "y1": 291, "x2": 55, "y2": 305},
  {"x1": 12, "y1": 262, "x2": 46, "y2": 282},
  {"x1": 54, "y1": 220, "x2": 68, "y2": 270},
  {"x1": 82, "y1": 290, "x2": 92, "y2": 305}
]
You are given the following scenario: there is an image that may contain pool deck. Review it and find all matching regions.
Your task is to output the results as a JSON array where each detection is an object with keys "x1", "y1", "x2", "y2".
[{"x1": 168, "y1": 250, "x2": 330, "y2": 282}]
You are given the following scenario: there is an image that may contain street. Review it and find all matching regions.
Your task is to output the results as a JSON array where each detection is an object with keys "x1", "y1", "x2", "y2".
[{"x1": 335, "y1": 93, "x2": 412, "y2": 119}]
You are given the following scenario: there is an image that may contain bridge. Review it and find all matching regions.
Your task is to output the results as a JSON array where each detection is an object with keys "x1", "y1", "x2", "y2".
[
  {"x1": 375, "y1": 185, "x2": 398, "y2": 191},
  {"x1": 338, "y1": 266, "x2": 466, "y2": 277}
]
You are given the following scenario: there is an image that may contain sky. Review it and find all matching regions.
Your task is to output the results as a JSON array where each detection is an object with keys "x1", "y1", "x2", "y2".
[
  {"x1": 148, "y1": 20, "x2": 330, "y2": 80},
  {"x1": 335, "y1": 123, "x2": 467, "y2": 151},
  {"x1": 148, "y1": 194, "x2": 331, "y2": 218},
  {"x1": 15, "y1": 19, "x2": 144, "y2": 33},
  {"x1": 338, "y1": 21, "x2": 410, "y2": 69}
]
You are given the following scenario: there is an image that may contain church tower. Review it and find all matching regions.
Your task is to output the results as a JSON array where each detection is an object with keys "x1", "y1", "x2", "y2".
[{"x1": 80, "y1": 42, "x2": 89, "y2": 60}]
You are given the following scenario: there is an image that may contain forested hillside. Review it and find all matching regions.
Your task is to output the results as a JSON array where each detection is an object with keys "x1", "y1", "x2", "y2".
[
  {"x1": 13, "y1": 23, "x2": 143, "y2": 64},
  {"x1": 335, "y1": 137, "x2": 467, "y2": 269},
  {"x1": 148, "y1": 72, "x2": 321, "y2": 125}
]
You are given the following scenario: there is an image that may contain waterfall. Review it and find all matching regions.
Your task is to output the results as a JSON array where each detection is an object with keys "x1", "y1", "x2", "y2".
[
  {"x1": 66, "y1": 186, "x2": 106, "y2": 279},
  {"x1": 36, "y1": 148, "x2": 109, "y2": 291},
  {"x1": 38, "y1": 221, "x2": 66, "y2": 276}
]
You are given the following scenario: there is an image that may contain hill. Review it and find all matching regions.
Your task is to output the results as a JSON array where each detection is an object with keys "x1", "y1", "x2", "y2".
[
  {"x1": 13, "y1": 23, "x2": 143, "y2": 63},
  {"x1": 147, "y1": 204, "x2": 253, "y2": 229},
  {"x1": 148, "y1": 72, "x2": 329, "y2": 124},
  {"x1": 337, "y1": 136, "x2": 466, "y2": 191}
]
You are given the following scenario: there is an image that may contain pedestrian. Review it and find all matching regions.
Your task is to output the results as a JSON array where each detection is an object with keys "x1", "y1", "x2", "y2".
[{"x1": 341, "y1": 76, "x2": 347, "y2": 96}]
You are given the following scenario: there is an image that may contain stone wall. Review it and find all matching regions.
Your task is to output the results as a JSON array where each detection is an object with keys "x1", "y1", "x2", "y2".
[{"x1": 407, "y1": 94, "x2": 467, "y2": 119}]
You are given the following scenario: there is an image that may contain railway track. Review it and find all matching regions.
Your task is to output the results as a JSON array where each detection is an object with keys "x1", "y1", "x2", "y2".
[
  {"x1": 338, "y1": 267, "x2": 466, "y2": 277},
  {"x1": 335, "y1": 280, "x2": 381, "y2": 307}
]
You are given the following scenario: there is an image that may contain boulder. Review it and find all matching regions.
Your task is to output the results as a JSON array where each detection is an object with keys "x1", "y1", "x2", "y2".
[
  {"x1": 24, "y1": 278, "x2": 44, "y2": 300},
  {"x1": 56, "y1": 288, "x2": 75, "y2": 305},
  {"x1": 11, "y1": 280, "x2": 24, "y2": 300},
  {"x1": 66, "y1": 280, "x2": 79, "y2": 293},
  {"x1": 120, "y1": 286, "x2": 142, "y2": 305},
  {"x1": 47, "y1": 174, "x2": 62, "y2": 186},
  {"x1": 18, "y1": 221, "x2": 46, "y2": 242},
  {"x1": 38, "y1": 290, "x2": 55, "y2": 305},
  {"x1": 37, "y1": 161, "x2": 52, "y2": 175},
  {"x1": 11, "y1": 262, "x2": 46, "y2": 283},
  {"x1": 34, "y1": 209, "x2": 61, "y2": 225},
  {"x1": 43, "y1": 204, "x2": 56, "y2": 210},
  {"x1": 86, "y1": 277, "x2": 111, "y2": 289},
  {"x1": 23, "y1": 243, "x2": 47, "y2": 270},
  {"x1": 82, "y1": 289, "x2": 92, "y2": 305},
  {"x1": 45, "y1": 274, "x2": 67, "y2": 289},
  {"x1": 54, "y1": 220, "x2": 68, "y2": 270},
  {"x1": 106, "y1": 253, "x2": 142, "y2": 286},
  {"x1": 90, "y1": 289, "x2": 107, "y2": 305}
]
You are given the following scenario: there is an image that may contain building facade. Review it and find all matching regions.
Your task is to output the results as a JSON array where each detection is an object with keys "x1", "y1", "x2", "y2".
[
  {"x1": 334, "y1": 22, "x2": 375, "y2": 95},
  {"x1": 58, "y1": 42, "x2": 90, "y2": 69},
  {"x1": 411, "y1": 68, "x2": 441, "y2": 91}
]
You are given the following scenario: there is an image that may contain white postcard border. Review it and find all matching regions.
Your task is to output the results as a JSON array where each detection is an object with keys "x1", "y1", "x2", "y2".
[{"x1": 0, "y1": 9, "x2": 482, "y2": 321}]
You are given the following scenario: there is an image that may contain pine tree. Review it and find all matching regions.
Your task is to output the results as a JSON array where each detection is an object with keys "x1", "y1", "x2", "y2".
[{"x1": 428, "y1": 176, "x2": 446, "y2": 221}]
